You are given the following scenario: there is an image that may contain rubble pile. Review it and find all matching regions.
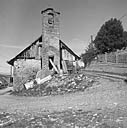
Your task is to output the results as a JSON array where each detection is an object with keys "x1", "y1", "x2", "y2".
[
  {"x1": 12, "y1": 73, "x2": 96, "y2": 96},
  {"x1": 0, "y1": 109, "x2": 126, "y2": 128}
]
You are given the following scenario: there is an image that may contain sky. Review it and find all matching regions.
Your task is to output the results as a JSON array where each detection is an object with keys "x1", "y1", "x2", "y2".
[{"x1": 0, "y1": 0, "x2": 127, "y2": 74}]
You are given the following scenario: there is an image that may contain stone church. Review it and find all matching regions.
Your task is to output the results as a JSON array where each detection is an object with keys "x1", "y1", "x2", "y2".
[{"x1": 7, "y1": 8, "x2": 80, "y2": 91}]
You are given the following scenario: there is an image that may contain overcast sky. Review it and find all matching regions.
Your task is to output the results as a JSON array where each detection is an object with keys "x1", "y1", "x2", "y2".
[{"x1": 0, "y1": 0, "x2": 127, "y2": 74}]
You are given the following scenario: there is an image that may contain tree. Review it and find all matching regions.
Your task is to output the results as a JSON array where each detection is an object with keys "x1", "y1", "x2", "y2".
[
  {"x1": 122, "y1": 31, "x2": 127, "y2": 49},
  {"x1": 81, "y1": 42, "x2": 98, "y2": 67},
  {"x1": 94, "y1": 18, "x2": 124, "y2": 53}
]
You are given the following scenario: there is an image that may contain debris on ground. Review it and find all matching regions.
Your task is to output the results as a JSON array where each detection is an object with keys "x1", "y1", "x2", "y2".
[
  {"x1": 0, "y1": 108, "x2": 126, "y2": 128},
  {"x1": 25, "y1": 75, "x2": 52, "y2": 90},
  {"x1": 12, "y1": 73, "x2": 97, "y2": 96}
]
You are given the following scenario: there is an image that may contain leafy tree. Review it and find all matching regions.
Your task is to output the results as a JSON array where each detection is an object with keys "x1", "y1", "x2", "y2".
[
  {"x1": 123, "y1": 31, "x2": 127, "y2": 40},
  {"x1": 94, "y1": 18, "x2": 124, "y2": 53},
  {"x1": 122, "y1": 31, "x2": 127, "y2": 49},
  {"x1": 81, "y1": 43, "x2": 98, "y2": 67}
]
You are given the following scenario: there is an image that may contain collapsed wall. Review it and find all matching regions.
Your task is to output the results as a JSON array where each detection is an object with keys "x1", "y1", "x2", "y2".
[{"x1": 13, "y1": 59, "x2": 41, "y2": 91}]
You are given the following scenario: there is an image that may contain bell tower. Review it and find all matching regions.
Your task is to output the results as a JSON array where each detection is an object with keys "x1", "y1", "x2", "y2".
[{"x1": 41, "y1": 8, "x2": 60, "y2": 74}]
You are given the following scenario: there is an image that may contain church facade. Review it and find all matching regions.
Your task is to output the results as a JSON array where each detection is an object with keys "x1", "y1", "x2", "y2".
[{"x1": 7, "y1": 8, "x2": 80, "y2": 91}]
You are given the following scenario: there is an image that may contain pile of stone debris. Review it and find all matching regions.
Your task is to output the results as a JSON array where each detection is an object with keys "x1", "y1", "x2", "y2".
[
  {"x1": 0, "y1": 108, "x2": 126, "y2": 127},
  {"x1": 12, "y1": 73, "x2": 96, "y2": 96}
]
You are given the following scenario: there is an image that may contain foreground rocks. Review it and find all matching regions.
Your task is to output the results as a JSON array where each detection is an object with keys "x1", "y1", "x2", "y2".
[
  {"x1": 0, "y1": 108, "x2": 127, "y2": 128},
  {"x1": 12, "y1": 73, "x2": 96, "y2": 96}
]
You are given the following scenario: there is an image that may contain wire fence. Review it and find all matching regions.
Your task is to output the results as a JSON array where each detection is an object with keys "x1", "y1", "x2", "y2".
[{"x1": 97, "y1": 49, "x2": 127, "y2": 64}]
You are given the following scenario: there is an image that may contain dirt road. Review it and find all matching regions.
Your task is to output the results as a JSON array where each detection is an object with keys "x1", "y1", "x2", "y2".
[{"x1": 0, "y1": 76, "x2": 127, "y2": 115}]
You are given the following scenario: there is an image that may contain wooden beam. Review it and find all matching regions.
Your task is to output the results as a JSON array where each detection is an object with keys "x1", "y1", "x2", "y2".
[
  {"x1": 60, "y1": 40, "x2": 80, "y2": 60},
  {"x1": 17, "y1": 57, "x2": 35, "y2": 59},
  {"x1": 59, "y1": 41, "x2": 62, "y2": 69},
  {"x1": 41, "y1": 57, "x2": 42, "y2": 69},
  {"x1": 7, "y1": 35, "x2": 42, "y2": 66},
  {"x1": 49, "y1": 59, "x2": 59, "y2": 73}
]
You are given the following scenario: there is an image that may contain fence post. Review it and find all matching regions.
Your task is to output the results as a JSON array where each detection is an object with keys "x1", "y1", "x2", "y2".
[
  {"x1": 105, "y1": 52, "x2": 107, "y2": 63},
  {"x1": 116, "y1": 52, "x2": 118, "y2": 63}
]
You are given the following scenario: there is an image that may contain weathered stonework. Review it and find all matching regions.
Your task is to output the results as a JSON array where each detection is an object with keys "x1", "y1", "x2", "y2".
[
  {"x1": 41, "y1": 8, "x2": 60, "y2": 74},
  {"x1": 12, "y1": 8, "x2": 60, "y2": 91},
  {"x1": 13, "y1": 59, "x2": 41, "y2": 91},
  {"x1": 7, "y1": 8, "x2": 80, "y2": 91}
]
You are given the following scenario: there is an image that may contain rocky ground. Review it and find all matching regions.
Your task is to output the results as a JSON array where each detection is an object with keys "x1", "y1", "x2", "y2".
[
  {"x1": 0, "y1": 72, "x2": 127, "y2": 127},
  {"x1": 11, "y1": 73, "x2": 96, "y2": 97},
  {"x1": 0, "y1": 107, "x2": 127, "y2": 128}
]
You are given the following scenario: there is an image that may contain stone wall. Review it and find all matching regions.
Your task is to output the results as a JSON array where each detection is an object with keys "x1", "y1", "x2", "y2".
[
  {"x1": 13, "y1": 59, "x2": 41, "y2": 91},
  {"x1": 41, "y1": 8, "x2": 60, "y2": 73},
  {"x1": 36, "y1": 46, "x2": 60, "y2": 79}
]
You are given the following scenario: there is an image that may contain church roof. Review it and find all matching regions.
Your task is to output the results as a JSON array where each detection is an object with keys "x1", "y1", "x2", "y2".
[{"x1": 7, "y1": 36, "x2": 80, "y2": 66}]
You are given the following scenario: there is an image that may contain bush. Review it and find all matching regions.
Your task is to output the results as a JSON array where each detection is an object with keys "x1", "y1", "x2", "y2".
[{"x1": 81, "y1": 43, "x2": 98, "y2": 67}]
